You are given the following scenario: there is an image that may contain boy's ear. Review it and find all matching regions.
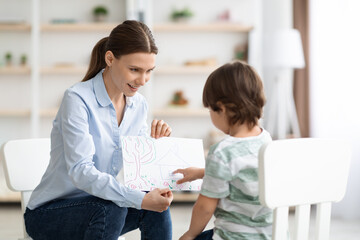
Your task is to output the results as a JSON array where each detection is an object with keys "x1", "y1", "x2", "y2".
[
  {"x1": 105, "y1": 51, "x2": 114, "y2": 67},
  {"x1": 216, "y1": 101, "x2": 226, "y2": 113}
]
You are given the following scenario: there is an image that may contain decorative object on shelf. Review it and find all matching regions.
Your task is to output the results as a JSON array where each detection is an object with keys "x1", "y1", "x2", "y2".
[
  {"x1": 170, "y1": 7, "x2": 194, "y2": 22},
  {"x1": 20, "y1": 54, "x2": 27, "y2": 66},
  {"x1": 51, "y1": 19, "x2": 76, "y2": 24},
  {"x1": 217, "y1": 9, "x2": 231, "y2": 22},
  {"x1": 171, "y1": 90, "x2": 188, "y2": 106},
  {"x1": 93, "y1": 5, "x2": 109, "y2": 22},
  {"x1": 234, "y1": 42, "x2": 248, "y2": 62},
  {"x1": 264, "y1": 28, "x2": 305, "y2": 139},
  {"x1": 184, "y1": 57, "x2": 217, "y2": 66},
  {"x1": 5, "y1": 52, "x2": 12, "y2": 66}
]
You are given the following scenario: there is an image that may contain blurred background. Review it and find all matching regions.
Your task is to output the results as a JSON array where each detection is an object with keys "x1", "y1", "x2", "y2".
[{"x1": 0, "y1": 0, "x2": 359, "y2": 231}]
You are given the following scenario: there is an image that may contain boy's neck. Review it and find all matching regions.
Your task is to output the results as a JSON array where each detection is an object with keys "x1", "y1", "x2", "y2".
[{"x1": 229, "y1": 124, "x2": 262, "y2": 138}]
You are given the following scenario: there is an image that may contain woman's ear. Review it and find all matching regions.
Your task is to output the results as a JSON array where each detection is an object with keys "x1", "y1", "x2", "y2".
[{"x1": 105, "y1": 51, "x2": 114, "y2": 67}]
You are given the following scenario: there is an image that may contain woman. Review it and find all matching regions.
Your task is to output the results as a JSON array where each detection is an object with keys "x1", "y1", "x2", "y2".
[{"x1": 24, "y1": 20, "x2": 173, "y2": 240}]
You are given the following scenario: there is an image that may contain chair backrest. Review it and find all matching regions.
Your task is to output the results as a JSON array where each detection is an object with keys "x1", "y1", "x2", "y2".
[
  {"x1": 258, "y1": 138, "x2": 351, "y2": 240},
  {"x1": 1, "y1": 138, "x2": 50, "y2": 239}
]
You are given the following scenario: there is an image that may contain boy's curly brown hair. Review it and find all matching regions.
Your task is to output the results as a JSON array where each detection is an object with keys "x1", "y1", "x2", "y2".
[{"x1": 202, "y1": 60, "x2": 266, "y2": 129}]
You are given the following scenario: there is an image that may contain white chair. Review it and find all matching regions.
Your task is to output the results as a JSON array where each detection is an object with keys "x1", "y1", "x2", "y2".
[
  {"x1": 258, "y1": 138, "x2": 351, "y2": 240},
  {"x1": 1, "y1": 138, "x2": 51, "y2": 240},
  {"x1": 1, "y1": 138, "x2": 126, "y2": 240}
]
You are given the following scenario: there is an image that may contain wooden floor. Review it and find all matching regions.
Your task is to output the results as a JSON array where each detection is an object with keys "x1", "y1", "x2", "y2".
[{"x1": 0, "y1": 202, "x2": 359, "y2": 240}]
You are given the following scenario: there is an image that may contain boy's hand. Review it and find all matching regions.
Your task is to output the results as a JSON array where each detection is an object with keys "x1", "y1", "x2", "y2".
[
  {"x1": 151, "y1": 119, "x2": 171, "y2": 138},
  {"x1": 173, "y1": 167, "x2": 205, "y2": 184}
]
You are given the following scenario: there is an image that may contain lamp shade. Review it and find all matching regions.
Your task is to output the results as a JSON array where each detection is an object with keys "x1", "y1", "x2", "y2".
[{"x1": 266, "y1": 28, "x2": 305, "y2": 69}]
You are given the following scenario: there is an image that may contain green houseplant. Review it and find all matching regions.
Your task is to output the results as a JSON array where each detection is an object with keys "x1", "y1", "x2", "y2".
[
  {"x1": 93, "y1": 5, "x2": 108, "y2": 22},
  {"x1": 170, "y1": 7, "x2": 194, "y2": 22},
  {"x1": 20, "y1": 54, "x2": 27, "y2": 66},
  {"x1": 5, "y1": 52, "x2": 12, "y2": 66}
]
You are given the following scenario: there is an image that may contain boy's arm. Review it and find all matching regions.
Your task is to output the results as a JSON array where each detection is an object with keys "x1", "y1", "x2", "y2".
[
  {"x1": 173, "y1": 167, "x2": 205, "y2": 184},
  {"x1": 179, "y1": 194, "x2": 219, "y2": 240}
]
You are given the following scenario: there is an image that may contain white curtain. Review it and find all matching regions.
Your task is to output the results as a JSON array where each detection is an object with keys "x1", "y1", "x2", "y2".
[{"x1": 310, "y1": 0, "x2": 360, "y2": 219}]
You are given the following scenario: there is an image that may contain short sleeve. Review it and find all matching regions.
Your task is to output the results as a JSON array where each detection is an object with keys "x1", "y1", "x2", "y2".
[{"x1": 200, "y1": 152, "x2": 232, "y2": 199}]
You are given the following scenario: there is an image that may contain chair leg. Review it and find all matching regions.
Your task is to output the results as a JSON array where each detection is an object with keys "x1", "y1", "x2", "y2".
[
  {"x1": 315, "y1": 202, "x2": 331, "y2": 240},
  {"x1": 294, "y1": 204, "x2": 310, "y2": 240},
  {"x1": 272, "y1": 206, "x2": 289, "y2": 240}
]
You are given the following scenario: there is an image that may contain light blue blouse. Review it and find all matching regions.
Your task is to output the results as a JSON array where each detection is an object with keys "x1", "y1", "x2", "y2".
[{"x1": 28, "y1": 70, "x2": 147, "y2": 210}]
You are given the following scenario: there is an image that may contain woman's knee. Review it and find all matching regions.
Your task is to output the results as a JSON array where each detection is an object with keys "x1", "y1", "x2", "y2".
[
  {"x1": 86, "y1": 201, "x2": 128, "y2": 238},
  {"x1": 24, "y1": 197, "x2": 128, "y2": 240}
]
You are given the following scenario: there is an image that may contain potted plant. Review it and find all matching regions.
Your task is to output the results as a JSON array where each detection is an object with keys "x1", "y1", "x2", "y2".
[
  {"x1": 5, "y1": 52, "x2": 12, "y2": 66},
  {"x1": 20, "y1": 54, "x2": 27, "y2": 66},
  {"x1": 170, "y1": 7, "x2": 194, "y2": 22},
  {"x1": 93, "y1": 5, "x2": 108, "y2": 22}
]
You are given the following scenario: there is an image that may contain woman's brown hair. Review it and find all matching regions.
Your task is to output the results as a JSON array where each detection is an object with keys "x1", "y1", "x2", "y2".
[
  {"x1": 203, "y1": 60, "x2": 266, "y2": 129},
  {"x1": 82, "y1": 20, "x2": 158, "y2": 81}
]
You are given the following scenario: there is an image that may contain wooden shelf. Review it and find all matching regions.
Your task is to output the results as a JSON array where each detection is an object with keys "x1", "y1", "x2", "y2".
[
  {"x1": 0, "y1": 66, "x2": 31, "y2": 75},
  {"x1": 0, "y1": 23, "x2": 31, "y2": 31},
  {"x1": 155, "y1": 65, "x2": 218, "y2": 75},
  {"x1": 41, "y1": 23, "x2": 119, "y2": 32},
  {"x1": 40, "y1": 108, "x2": 58, "y2": 117},
  {"x1": 0, "y1": 109, "x2": 30, "y2": 117},
  {"x1": 41, "y1": 66, "x2": 87, "y2": 74},
  {"x1": 153, "y1": 108, "x2": 209, "y2": 117},
  {"x1": 153, "y1": 22, "x2": 253, "y2": 32},
  {"x1": 173, "y1": 192, "x2": 199, "y2": 202},
  {"x1": 0, "y1": 108, "x2": 58, "y2": 118}
]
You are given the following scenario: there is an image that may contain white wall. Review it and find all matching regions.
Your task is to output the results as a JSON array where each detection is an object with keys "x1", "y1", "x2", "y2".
[{"x1": 310, "y1": 0, "x2": 360, "y2": 219}]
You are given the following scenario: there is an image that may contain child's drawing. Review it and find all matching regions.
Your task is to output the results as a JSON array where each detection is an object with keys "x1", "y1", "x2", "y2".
[{"x1": 121, "y1": 136, "x2": 205, "y2": 191}]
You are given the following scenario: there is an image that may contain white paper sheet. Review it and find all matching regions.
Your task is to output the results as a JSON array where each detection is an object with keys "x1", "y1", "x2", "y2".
[{"x1": 121, "y1": 136, "x2": 205, "y2": 191}]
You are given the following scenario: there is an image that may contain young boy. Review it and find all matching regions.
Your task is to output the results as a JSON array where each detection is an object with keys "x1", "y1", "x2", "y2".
[{"x1": 175, "y1": 61, "x2": 273, "y2": 240}]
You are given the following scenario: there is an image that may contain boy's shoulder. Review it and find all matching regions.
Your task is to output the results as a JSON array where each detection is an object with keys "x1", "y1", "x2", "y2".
[{"x1": 208, "y1": 129, "x2": 272, "y2": 156}]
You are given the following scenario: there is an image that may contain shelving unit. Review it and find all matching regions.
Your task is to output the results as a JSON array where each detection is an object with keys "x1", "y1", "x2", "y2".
[
  {"x1": 153, "y1": 108, "x2": 209, "y2": 117},
  {"x1": 0, "y1": 0, "x2": 126, "y2": 202},
  {"x1": 148, "y1": 2, "x2": 260, "y2": 142},
  {"x1": 0, "y1": 66, "x2": 31, "y2": 74},
  {"x1": 155, "y1": 65, "x2": 218, "y2": 75},
  {"x1": 40, "y1": 66, "x2": 87, "y2": 75},
  {"x1": 41, "y1": 23, "x2": 118, "y2": 32},
  {"x1": 0, "y1": 23, "x2": 31, "y2": 31},
  {"x1": 153, "y1": 22, "x2": 253, "y2": 32}
]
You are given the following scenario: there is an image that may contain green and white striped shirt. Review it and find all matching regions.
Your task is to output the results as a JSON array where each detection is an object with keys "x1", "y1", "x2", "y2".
[{"x1": 200, "y1": 129, "x2": 273, "y2": 240}]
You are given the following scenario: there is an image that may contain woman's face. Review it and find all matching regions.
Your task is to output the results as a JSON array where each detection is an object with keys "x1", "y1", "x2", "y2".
[{"x1": 106, "y1": 52, "x2": 156, "y2": 97}]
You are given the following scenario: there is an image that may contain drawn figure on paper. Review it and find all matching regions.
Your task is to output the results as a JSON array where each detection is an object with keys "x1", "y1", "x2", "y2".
[
  {"x1": 122, "y1": 136, "x2": 156, "y2": 189},
  {"x1": 155, "y1": 142, "x2": 191, "y2": 190}
]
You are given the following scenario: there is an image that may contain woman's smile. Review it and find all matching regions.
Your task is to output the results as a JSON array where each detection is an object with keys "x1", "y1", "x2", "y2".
[{"x1": 128, "y1": 83, "x2": 140, "y2": 92}]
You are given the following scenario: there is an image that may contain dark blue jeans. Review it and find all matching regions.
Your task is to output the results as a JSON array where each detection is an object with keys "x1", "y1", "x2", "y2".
[
  {"x1": 24, "y1": 196, "x2": 172, "y2": 240},
  {"x1": 195, "y1": 229, "x2": 214, "y2": 240}
]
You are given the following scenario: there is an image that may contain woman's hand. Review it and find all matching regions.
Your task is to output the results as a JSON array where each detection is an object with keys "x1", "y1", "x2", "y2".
[
  {"x1": 151, "y1": 119, "x2": 171, "y2": 138},
  {"x1": 173, "y1": 167, "x2": 205, "y2": 184},
  {"x1": 141, "y1": 188, "x2": 173, "y2": 212}
]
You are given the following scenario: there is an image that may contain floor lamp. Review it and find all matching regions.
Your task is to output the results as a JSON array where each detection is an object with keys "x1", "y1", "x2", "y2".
[{"x1": 265, "y1": 29, "x2": 305, "y2": 139}]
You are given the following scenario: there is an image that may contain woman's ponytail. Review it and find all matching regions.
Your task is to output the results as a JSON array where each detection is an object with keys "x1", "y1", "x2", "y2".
[{"x1": 82, "y1": 37, "x2": 108, "y2": 82}]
